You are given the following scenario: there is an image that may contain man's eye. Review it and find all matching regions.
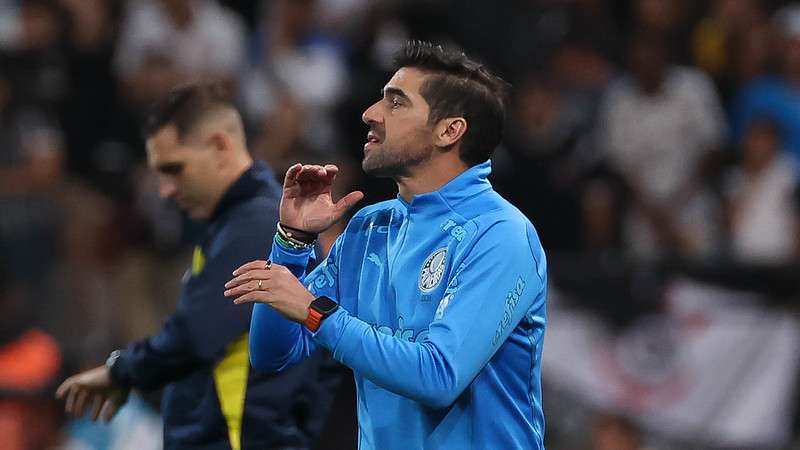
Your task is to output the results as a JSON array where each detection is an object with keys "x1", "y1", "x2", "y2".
[
  {"x1": 160, "y1": 164, "x2": 183, "y2": 175},
  {"x1": 391, "y1": 98, "x2": 401, "y2": 108}
]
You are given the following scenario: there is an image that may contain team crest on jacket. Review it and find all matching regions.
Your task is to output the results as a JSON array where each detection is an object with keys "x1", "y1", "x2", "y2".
[{"x1": 419, "y1": 248, "x2": 448, "y2": 292}]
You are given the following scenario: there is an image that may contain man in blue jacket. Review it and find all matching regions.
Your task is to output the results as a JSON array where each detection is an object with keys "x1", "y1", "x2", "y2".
[
  {"x1": 57, "y1": 83, "x2": 336, "y2": 450},
  {"x1": 225, "y1": 41, "x2": 548, "y2": 449}
]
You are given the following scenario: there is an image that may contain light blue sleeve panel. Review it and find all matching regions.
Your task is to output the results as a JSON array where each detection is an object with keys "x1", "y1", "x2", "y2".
[
  {"x1": 313, "y1": 219, "x2": 546, "y2": 409},
  {"x1": 249, "y1": 235, "x2": 344, "y2": 371}
]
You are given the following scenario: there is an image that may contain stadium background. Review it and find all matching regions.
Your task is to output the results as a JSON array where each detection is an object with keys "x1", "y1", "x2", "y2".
[{"x1": 1, "y1": 0, "x2": 800, "y2": 449}]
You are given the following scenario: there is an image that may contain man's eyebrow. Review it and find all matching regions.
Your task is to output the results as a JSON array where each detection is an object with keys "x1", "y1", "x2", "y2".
[{"x1": 382, "y1": 86, "x2": 411, "y2": 101}]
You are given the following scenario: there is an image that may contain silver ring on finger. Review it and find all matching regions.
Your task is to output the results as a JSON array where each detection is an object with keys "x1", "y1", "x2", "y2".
[
  {"x1": 258, "y1": 279, "x2": 263, "y2": 290},
  {"x1": 265, "y1": 260, "x2": 272, "y2": 270}
]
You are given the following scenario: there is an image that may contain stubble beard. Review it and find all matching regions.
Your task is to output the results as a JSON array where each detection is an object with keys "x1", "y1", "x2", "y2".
[{"x1": 362, "y1": 142, "x2": 433, "y2": 179}]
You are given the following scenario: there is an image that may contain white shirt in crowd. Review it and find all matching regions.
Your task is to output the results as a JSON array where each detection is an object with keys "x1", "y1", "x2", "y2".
[
  {"x1": 114, "y1": 0, "x2": 246, "y2": 81},
  {"x1": 727, "y1": 155, "x2": 799, "y2": 265}
]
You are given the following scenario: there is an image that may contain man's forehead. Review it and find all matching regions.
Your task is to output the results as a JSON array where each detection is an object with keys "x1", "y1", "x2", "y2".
[
  {"x1": 384, "y1": 67, "x2": 428, "y2": 97},
  {"x1": 146, "y1": 125, "x2": 187, "y2": 164}
]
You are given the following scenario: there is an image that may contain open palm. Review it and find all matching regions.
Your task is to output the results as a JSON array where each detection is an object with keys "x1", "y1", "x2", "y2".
[{"x1": 280, "y1": 164, "x2": 363, "y2": 233}]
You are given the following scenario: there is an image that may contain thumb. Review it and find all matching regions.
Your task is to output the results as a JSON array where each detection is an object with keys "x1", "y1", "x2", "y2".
[{"x1": 333, "y1": 191, "x2": 364, "y2": 217}]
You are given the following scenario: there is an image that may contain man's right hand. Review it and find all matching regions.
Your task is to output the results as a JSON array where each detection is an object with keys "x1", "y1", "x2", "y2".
[
  {"x1": 56, "y1": 365, "x2": 129, "y2": 423},
  {"x1": 280, "y1": 163, "x2": 364, "y2": 233}
]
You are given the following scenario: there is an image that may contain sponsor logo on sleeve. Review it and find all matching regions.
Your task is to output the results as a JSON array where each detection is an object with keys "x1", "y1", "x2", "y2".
[{"x1": 492, "y1": 276, "x2": 527, "y2": 346}]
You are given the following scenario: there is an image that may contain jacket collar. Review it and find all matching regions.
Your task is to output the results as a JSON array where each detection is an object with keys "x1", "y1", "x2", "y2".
[
  {"x1": 397, "y1": 160, "x2": 493, "y2": 217},
  {"x1": 209, "y1": 160, "x2": 276, "y2": 223}
]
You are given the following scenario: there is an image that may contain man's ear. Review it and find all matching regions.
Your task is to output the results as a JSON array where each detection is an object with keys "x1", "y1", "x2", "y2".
[
  {"x1": 434, "y1": 117, "x2": 468, "y2": 149},
  {"x1": 209, "y1": 131, "x2": 230, "y2": 153},
  {"x1": 206, "y1": 131, "x2": 233, "y2": 169}
]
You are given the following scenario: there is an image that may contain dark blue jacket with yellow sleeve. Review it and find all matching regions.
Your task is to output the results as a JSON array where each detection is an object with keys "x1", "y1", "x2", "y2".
[{"x1": 109, "y1": 161, "x2": 336, "y2": 450}]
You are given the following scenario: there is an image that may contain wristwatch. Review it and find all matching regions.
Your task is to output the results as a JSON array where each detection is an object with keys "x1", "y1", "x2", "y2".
[
  {"x1": 304, "y1": 296, "x2": 339, "y2": 332},
  {"x1": 105, "y1": 349, "x2": 131, "y2": 388},
  {"x1": 106, "y1": 349, "x2": 122, "y2": 370}
]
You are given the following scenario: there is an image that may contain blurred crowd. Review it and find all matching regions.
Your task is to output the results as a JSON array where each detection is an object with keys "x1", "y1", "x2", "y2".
[{"x1": 1, "y1": 0, "x2": 800, "y2": 449}]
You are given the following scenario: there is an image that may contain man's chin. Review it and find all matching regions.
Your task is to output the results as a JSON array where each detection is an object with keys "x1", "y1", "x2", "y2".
[
  {"x1": 186, "y1": 208, "x2": 209, "y2": 221},
  {"x1": 362, "y1": 163, "x2": 394, "y2": 178},
  {"x1": 362, "y1": 156, "x2": 403, "y2": 178}
]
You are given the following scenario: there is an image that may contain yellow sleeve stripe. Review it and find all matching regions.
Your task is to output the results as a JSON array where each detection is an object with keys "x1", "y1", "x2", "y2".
[{"x1": 213, "y1": 333, "x2": 250, "y2": 450}]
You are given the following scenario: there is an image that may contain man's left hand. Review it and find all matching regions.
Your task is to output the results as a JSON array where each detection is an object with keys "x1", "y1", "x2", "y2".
[
  {"x1": 56, "y1": 365, "x2": 129, "y2": 422},
  {"x1": 224, "y1": 260, "x2": 315, "y2": 323}
]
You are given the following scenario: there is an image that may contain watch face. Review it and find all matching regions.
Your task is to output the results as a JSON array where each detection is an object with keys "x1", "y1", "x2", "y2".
[{"x1": 312, "y1": 296, "x2": 338, "y2": 315}]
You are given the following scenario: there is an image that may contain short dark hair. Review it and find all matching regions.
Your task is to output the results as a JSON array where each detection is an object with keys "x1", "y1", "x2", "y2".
[
  {"x1": 142, "y1": 82, "x2": 235, "y2": 140},
  {"x1": 392, "y1": 41, "x2": 510, "y2": 166}
]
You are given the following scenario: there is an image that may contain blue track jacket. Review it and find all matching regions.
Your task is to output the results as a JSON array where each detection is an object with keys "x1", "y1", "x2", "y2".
[{"x1": 251, "y1": 161, "x2": 548, "y2": 450}]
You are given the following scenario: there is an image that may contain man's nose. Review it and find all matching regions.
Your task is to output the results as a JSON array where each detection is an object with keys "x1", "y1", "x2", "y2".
[
  {"x1": 159, "y1": 178, "x2": 177, "y2": 199},
  {"x1": 362, "y1": 101, "x2": 382, "y2": 125}
]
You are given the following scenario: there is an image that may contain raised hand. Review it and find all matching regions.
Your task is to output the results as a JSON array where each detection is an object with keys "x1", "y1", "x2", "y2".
[{"x1": 280, "y1": 164, "x2": 363, "y2": 233}]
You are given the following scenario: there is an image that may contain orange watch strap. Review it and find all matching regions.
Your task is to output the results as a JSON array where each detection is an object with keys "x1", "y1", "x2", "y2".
[{"x1": 305, "y1": 308, "x2": 324, "y2": 332}]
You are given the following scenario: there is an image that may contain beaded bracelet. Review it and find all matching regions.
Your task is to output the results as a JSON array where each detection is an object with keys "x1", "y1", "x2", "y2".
[{"x1": 275, "y1": 222, "x2": 315, "y2": 249}]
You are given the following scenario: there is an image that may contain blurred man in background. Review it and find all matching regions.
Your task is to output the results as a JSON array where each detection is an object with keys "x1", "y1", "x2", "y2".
[{"x1": 56, "y1": 83, "x2": 336, "y2": 450}]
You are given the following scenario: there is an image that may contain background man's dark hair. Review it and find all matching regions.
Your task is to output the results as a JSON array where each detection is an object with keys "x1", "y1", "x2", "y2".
[
  {"x1": 142, "y1": 82, "x2": 235, "y2": 141},
  {"x1": 393, "y1": 41, "x2": 510, "y2": 167}
]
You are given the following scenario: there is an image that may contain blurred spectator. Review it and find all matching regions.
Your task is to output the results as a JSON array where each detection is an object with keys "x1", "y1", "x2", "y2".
[
  {"x1": 723, "y1": 118, "x2": 800, "y2": 265},
  {"x1": 445, "y1": 0, "x2": 570, "y2": 80},
  {"x1": 691, "y1": 0, "x2": 771, "y2": 102},
  {"x1": 43, "y1": 182, "x2": 127, "y2": 369},
  {"x1": 590, "y1": 413, "x2": 643, "y2": 450},
  {"x1": 0, "y1": 257, "x2": 64, "y2": 450},
  {"x1": 732, "y1": 4, "x2": 800, "y2": 167},
  {"x1": 495, "y1": 73, "x2": 590, "y2": 253},
  {"x1": 59, "y1": 0, "x2": 137, "y2": 197},
  {"x1": 563, "y1": 0, "x2": 621, "y2": 61},
  {"x1": 0, "y1": 71, "x2": 64, "y2": 284},
  {"x1": 114, "y1": 0, "x2": 246, "y2": 109},
  {"x1": 0, "y1": 0, "x2": 69, "y2": 106},
  {"x1": 631, "y1": 0, "x2": 697, "y2": 62},
  {"x1": 597, "y1": 32, "x2": 727, "y2": 261},
  {"x1": 314, "y1": 0, "x2": 370, "y2": 36},
  {"x1": 494, "y1": 38, "x2": 615, "y2": 253},
  {"x1": 242, "y1": 0, "x2": 348, "y2": 172}
]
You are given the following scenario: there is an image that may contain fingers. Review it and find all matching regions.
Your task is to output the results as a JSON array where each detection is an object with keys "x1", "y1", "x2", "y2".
[
  {"x1": 322, "y1": 165, "x2": 339, "y2": 184},
  {"x1": 296, "y1": 164, "x2": 322, "y2": 181},
  {"x1": 224, "y1": 279, "x2": 267, "y2": 297},
  {"x1": 74, "y1": 388, "x2": 90, "y2": 416},
  {"x1": 56, "y1": 377, "x2": 73, "y2": 399},
  {"x1": 100, "y1": 398, "x2": 122, "y2": 423},
  {"x1": 296, "y1": 164, "x2": 339, "y2": 184},
  {"x1": 283, "y1": 163, "x2": 303, "y2": 188},
  {"x1": 232, "y1": 260, "x2": 270, "y2": 276},
  {"x1": 232, "y1": 291, "x2": 270, "y2": 305},
  {"x1": 65, "y1": 384, "x2": 80, "y2": 414},
  {"x1": 334, "y1": 191, "x2": 365, "y2": 216},
  {"x1": 225, "y1": 269, "x2": 273, "y2": 290},
  {"x1": 91, "y1": 395, "x2": 105, "y2": 421}
]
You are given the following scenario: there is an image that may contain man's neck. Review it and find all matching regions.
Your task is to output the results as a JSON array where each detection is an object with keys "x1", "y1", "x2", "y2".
[
  {"x1": 396, "y1": 156, "x2": 469, "y2": 202},
  {"x1": 206, "y1": 157, "x2": 253, "y2": 219}
]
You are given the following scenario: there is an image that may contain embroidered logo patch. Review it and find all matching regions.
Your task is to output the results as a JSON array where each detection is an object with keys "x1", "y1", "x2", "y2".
[{"x1": 419, "y1": 248, "x2": 448, "y2": 292}]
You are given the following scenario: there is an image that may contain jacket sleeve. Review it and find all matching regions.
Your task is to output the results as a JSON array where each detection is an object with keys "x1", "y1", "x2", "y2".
[
  {"x1": 249, "y1": 234, "x2": 344, "y2": 371},
  {"x1": 310, "y1": 221, "x2": 547, "y2": 409},
  {"x1": 111, "y1": 214, "x2": 277, "y2": 390}
]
